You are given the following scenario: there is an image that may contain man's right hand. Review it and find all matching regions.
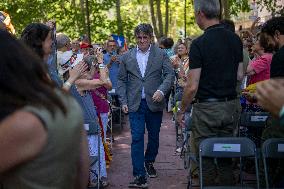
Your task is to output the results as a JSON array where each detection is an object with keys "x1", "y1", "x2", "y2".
[{"x1": 122, "y1": 105, "x2": 128, "y2": 114}]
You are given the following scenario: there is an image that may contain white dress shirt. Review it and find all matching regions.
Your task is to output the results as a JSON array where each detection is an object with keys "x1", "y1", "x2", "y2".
[{"x1": 136, "y1": 45, "x2": 151, "y2": 99}]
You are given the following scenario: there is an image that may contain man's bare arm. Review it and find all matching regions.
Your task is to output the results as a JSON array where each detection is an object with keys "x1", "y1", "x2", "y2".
[{"x1": 180, "y1": 68, "x2": 201, "y2": 113}]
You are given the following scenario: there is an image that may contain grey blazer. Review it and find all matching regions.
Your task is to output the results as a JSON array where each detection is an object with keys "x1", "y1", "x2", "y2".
[{"x1": 117, "y1": 45, "x2": 174, "y2": 112}]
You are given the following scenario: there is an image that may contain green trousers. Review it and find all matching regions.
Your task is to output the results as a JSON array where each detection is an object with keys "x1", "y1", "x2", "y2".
[{"x1": 190, "y1": 100, "x2": 238, "y2": 186}]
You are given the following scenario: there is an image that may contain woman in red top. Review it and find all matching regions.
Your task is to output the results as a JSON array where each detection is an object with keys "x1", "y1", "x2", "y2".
[{"x1": 246, "y1": 32, "x2": 275, "y2": 84}]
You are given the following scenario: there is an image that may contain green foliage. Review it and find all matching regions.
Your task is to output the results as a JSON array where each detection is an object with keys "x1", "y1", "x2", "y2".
[
  {"x1": 256, "y1": 0, "x2": 284, "y2": 16},
  {"x1": 0, "y1": 0, "x2": 116, "y2": 42},
  {"x1": 0, "y1": 0, "x2": 202, "y2": 43},
  {"x1": 3, "y1": 0, "x2": 279, "y2": 44},
  {"x1": 229, "y1": 0, "x2": 250, "y2": 17},
  {"x1": 119, "y1": 0, "x2": 150, "y2": 44}
]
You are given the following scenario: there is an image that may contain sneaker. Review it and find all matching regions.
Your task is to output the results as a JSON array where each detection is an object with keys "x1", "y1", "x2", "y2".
[
  {"x1": 145, "y1": 162, "x2": 157, "y2": 178},
  {"x1": 101, "y1": 179, "x2": 109, "y2": 188},
  {"x1": 128, "y1": 176, "x2": 148, "y2": 188},
  {"x1": 100, "y1": 177, "x2": 109, "y2": 188},
  {"x1": 88, "y1": 180, "x2": 106, "y2": 189},
  {"x1": 175, "y1": 147, "x2": 182, "y2": 153}
]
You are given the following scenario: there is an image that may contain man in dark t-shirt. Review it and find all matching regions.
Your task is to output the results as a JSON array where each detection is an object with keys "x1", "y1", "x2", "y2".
[
  {"x1": 189, "y1": 25, "x2": 243, "y2": 99},
  {"x1": 177, "y1": 0, "x2": 244, "y2": 186},
  {"x1": 260, "y1": 16, "x2": 284, "y2": 140},
  {"x1": 261, "y1": 16, "x2": 284, "y2": 78},
  {"x1": 256, "y1": 16, "x2": 284, "y2": 188}
]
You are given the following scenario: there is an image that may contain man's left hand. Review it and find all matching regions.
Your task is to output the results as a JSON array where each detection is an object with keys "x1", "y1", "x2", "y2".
[{"x1": 152, "y1": 90, "x2": 163, "y2": 102}]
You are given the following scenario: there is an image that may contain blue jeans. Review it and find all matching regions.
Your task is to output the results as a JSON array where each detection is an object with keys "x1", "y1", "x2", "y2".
[{"x1": 129, "y1": 100, "x2": 163, "y2": 177}]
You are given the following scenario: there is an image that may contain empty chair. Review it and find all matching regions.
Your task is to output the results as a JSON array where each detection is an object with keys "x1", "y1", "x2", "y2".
[
  {"x1": 262, "y1": 138, "x2": 284, "y2": 189},
  {"x1": 239, "y1": 112, "x2": 269, "y2": 148},
  {"x1": 240, "y1": 112, "x2": 269, "y2": 128},
  {"x1": 199, "y1": 137, "x2": 259, "y2": 189}
]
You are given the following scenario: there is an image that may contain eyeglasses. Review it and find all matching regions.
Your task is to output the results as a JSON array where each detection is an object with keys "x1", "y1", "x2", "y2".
[{"x1": 136, "y1": 36, "x2": 150, "y2": 40}]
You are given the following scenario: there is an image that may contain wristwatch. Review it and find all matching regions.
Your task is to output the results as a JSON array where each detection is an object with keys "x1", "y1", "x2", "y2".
[{"x1": 177, "y1": 107, "x2": 183, "y2": 113}]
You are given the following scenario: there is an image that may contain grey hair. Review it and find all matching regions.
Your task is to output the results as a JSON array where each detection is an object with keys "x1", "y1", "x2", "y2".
[
  {"x1": 83, "y1": 55, "x2": 98, "y2": 70},
  {"x1": 56, "y1": 33, "x2": 70, "y2": 49},
  {"x1": 134, "y1": 23, "x2": 153, "y2": 37},
  {"x1": 194, "y1": 0, "x2": 220, "y2": 19}
]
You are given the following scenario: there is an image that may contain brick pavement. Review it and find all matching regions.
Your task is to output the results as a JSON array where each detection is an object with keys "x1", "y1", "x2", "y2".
[{"x1": 106, "y1": 111, "x2": 189, "y2": 189}]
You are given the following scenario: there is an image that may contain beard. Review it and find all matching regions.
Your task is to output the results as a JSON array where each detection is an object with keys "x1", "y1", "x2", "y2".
[{"x1": 274, "y1": 42, "x2": 281, "y2": 51}]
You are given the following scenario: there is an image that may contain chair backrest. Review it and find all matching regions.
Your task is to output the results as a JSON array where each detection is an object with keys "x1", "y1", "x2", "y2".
[
  {"x1": 262, "y1": 138, "x2": 284, "y2": 189},
  {"x1": 262, "y1": 138, "x2": 284, "y2": 158},
  {"x1": 199, "y1": 137, "x2": 259, "y2": 189},
  {"x1": 199, "y1": 137, "x2": 256, "y2": 158},
  {"x1": 84, "y1": 119, "x2": 99, "y2": 135},
  {"x1": 240, "y1": 112, "x2": 269, "y2": 127}
]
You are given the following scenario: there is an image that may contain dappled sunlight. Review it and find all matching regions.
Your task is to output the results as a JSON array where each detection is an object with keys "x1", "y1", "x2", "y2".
[
  {"x1": 115, "y1": 143, "x2": 131, "y2": 149},
  {"x1": 161, "y1": 124, "x2": 173, "y2": 129},
  {"x1": 113, "y1": 134, "x2": 131, "y2": 141}
]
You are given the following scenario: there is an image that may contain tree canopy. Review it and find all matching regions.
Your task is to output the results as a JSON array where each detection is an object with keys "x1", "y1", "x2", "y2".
[{"x1": 0, "y1": 0, "x2": 282, "y2": 44}]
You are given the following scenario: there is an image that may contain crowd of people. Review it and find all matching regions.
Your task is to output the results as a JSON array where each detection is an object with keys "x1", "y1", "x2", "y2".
[
  {"x1": 176, "y1": 0, "x2": 284, "y2": 188},
  {"x1": 0, "y1": 0, "x2": 284, "y2": 188}
]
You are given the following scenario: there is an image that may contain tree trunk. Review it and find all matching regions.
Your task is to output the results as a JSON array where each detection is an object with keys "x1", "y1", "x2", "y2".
[
  {"x1": 156, "y1": 0, "x2": 164, "y2": 38},
  {"x1": 71, "y1": 0, "x2": 76, "y2": 7},
  {"x1": 80, "y1": 0, "x2": 87, "y2": 35},
  {"x1": 72, "y1": 0, "x2": 80, "y2": 35},
  {"x1": 184, "y1": 0, "x2": 187, "y2": 38},
  {"x1": 220, "y1": 0, "x2": 230, "y2": 19},
  {"x1": 116, "y1": 0, "x2": 123, "y2": 35},
  {"x1": 85, "y1": 0, "x2": 91, "y2": 43},
  {"x1": 165, "y1": 0, "x2": 169, "y2": 36},
  {"x1": 149, "y1": 0, "x2": 159, "y2": 38}
]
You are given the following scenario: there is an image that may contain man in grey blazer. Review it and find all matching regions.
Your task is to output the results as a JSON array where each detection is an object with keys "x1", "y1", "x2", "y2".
[{"x1": 117, "y1": 23, "x2": 174, "y2": 188}]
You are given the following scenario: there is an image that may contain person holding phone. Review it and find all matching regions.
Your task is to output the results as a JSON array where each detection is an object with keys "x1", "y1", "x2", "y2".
[
  {"x1": 21, "y1": 24, "x2": 87, "y2": 91},
  {"x1": 103, "y1": 39, "x2": 119, "y2": 91}
]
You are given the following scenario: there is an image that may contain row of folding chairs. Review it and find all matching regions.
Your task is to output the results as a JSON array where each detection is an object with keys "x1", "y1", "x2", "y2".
[{"x1": 195, "y1": 137, "x2": 284, "y2": 189}]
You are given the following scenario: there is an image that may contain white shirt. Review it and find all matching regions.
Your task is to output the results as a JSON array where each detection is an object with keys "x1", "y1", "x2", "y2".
[{"x1": 136, "y1": 45, "x2": 151, "y2": 98}]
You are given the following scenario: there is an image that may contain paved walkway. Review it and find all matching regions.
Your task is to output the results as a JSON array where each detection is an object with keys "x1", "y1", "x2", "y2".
[{"x1": 107, "y1": 111, "x2": 189, "y2": 189}]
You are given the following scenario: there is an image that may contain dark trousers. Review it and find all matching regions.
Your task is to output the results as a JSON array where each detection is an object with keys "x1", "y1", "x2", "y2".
[
  {"x1": 259, "y1": 117, "x2": 284, "y2": 188},
  {"x1": 191, "y1": 100, "x2": 238, "y2": 186},
  {"x1": 129, "y1": 99, "x2": 163, "y2": 177}
]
